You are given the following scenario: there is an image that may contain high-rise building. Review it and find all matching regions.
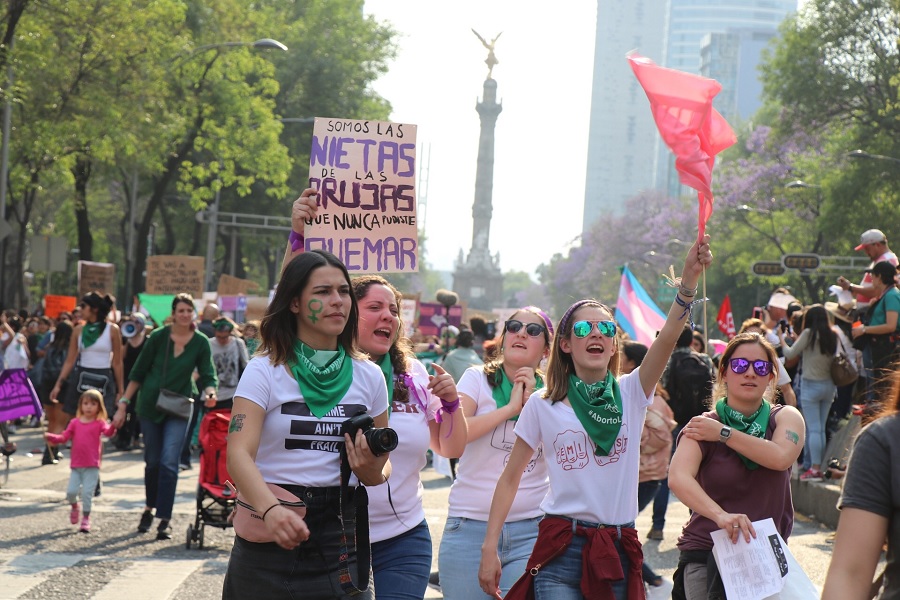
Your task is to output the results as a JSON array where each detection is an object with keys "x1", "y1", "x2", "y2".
[
  {"x1": 581, "y1": 0, "x2": 668, "y2": 230},
  {"x1": 654, "y1": 0, "x2": 796, "y2": 198}
]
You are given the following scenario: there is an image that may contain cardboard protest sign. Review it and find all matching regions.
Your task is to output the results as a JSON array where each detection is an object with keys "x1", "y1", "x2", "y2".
[
  {"x1": 78, "y1": 261, "x2": 116, "y2": 297},
  {"x1": 417, "y1": 301, "x2": 463, "y2": 337},
  {"x1": 306, "y1": 118, "x2": 418, "y2": 273},
  {"x1": 145, "y1": 255, "x2": 205, "y2": 298},
  {"x1": 44, "y1": 295, "x2": 77, "y2": 319},
  {"x1": 217, "y1": 274, "x2": 259, "y2": 296}
]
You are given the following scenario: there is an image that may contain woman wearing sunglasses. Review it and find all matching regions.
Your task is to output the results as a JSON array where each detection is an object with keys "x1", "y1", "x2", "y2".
[
  {"x1": 478, "y1": 236, "x2": 712, "y2": 600},
  {"x1": 438, "y1": 306, "x2": 553, "y2": 600},
  {"x1": 668, "y1": 331, "x2": 806, "y2": 599}
]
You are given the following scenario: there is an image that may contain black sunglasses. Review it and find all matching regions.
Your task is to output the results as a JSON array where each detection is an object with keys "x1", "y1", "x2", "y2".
[
  {"x1": 729, "y1": 358, "x2": 774, "y2": 377},
  {"x1": 505, "y1": 319, "x2": 546, "y2": 338}
]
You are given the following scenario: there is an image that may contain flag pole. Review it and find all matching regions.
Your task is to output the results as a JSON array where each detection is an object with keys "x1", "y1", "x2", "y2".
[{"x1": 702, "y1": 267, "x2": 708, "y2": 347}]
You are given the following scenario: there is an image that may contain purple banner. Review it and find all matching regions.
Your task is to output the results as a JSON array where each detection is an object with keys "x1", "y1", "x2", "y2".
[
  {"x1": 0, "y1": 369, "x2": 42, "y2": 422},
  {"x1": 417, "y1": 302, "x2": 463, "y2": 337}
]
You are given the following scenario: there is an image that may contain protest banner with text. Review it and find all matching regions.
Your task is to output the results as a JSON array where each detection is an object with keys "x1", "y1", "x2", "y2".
[
  {"x1": 145, "y1": 255, "x2": 205, "y2": 298},
  {"x1": 306, "y1": 118, "x2": 418, "y2": 273},
  {"x1": 78, "y1": 261, "x2": 116, "y2": 297}
]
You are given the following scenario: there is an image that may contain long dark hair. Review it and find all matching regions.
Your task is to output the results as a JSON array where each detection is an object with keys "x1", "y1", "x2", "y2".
[
  {"x1": 801, "y1": 304, "x2": 837, "y2": 356},
  {"x1": 51, "y1": 321, "x2": 73, "y2": 350},
  {"x1": 259, "y1": 250, "x2": 361, "y2": 366},
  {"x1": 352, "y1": 275, "x2": 414, "y2": 404}
]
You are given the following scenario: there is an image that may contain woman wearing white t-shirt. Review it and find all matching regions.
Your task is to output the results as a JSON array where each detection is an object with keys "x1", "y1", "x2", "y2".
[
  {"x1": 223, "y1": 250, "x2": 390, "y2": 600},
  {"x1": 479, "y1": 236, "x2": 712, "y2": 600},
  {"x1": 352, "y1": 275, "x2": 467, "y2": 600},
  {"x1": 439, "y1": 305, "x2": 554, "y2": 600}
]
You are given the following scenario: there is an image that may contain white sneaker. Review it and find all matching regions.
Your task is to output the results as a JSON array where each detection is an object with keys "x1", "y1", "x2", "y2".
[{"x1": 646, "y1": 577, "x2": 674, "y2": 600}]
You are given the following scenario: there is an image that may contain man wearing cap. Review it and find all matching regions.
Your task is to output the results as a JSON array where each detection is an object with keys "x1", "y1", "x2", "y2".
[{"x1": 837, "y1": 229, "x2": 898, "y2": 309}]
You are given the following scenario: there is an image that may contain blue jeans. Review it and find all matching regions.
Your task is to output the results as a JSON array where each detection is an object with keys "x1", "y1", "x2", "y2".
[
  {"x1": 372, "y1": 520, "x2": 431, "y2": 600},
  {"x1": 439, "y1": 516, "x2": 540, "y2": 600},
  {"x1": 140, "y1": 414, "x2": 190, "y2": 520},
  {"x1": 801, "y1": 378, "x2": 836, "y2": 468},
  {"x1": 67, "y1": 467, "x2": 100, "y2": 514},
  {"x1": 533, "y1": 526, "x2": 632, "y2": 600}
]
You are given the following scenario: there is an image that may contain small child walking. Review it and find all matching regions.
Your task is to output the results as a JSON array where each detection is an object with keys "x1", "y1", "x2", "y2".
[{"x1": 44, "y1": 389, "x2": 116, "y2": 533}]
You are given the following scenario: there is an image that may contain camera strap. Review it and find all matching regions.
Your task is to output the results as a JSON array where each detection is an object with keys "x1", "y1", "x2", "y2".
[{"x1": 337, "y1": 445, "x2": 371, "y2": 596}]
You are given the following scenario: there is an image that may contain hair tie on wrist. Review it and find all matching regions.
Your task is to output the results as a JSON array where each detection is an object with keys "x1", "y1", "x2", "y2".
[
  {"x1": 289, "y1": 230, "x2": 305, "y2": 253},
  {"x1": 261, "y1": 503, "x2": 280, "y2": 521}
]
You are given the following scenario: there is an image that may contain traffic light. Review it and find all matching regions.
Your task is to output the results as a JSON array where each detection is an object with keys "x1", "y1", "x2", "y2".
[
  {"x1": 782, "y1": 254, "x2": 821, "y2": 270},
  {"x1": 752, "y1": 261, "x2": 786, "y2": 276}
]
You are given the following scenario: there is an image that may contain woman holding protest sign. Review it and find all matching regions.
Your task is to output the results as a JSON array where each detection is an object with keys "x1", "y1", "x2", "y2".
[{"x1": 286, "y1": 190, "x2": 468, "y2": 600}]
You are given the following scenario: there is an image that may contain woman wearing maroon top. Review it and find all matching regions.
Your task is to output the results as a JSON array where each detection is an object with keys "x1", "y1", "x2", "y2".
[{"x1": 668, "y1": 332, "x2": 805, "y2": 599}]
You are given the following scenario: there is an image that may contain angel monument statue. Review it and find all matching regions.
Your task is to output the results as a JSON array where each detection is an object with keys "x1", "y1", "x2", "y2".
[{"x1": 472, "y1": 29, "x2": 502, "y2": 79}]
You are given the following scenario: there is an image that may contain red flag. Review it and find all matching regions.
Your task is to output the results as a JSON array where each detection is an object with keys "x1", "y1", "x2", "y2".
[
  {"x1": 627, "y1": 54, "x2": 737, "y2": 239},
  {"x1": 717, "y1": 295, "x2": 736, "y2": 339}
]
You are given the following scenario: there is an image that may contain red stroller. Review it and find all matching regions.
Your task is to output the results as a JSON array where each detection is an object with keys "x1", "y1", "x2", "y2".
[{"x1": 186, "y1": 408, "x2": 235, "y2": 549}]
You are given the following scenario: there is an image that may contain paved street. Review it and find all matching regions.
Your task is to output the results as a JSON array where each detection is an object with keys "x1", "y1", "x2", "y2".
[{"x1": 0, "y1": 424, "x2": 836, "y2": 599}]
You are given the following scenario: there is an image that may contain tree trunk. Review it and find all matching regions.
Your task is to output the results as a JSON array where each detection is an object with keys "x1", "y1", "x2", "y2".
[
  {"x1": 72, "y1": 154, "x2": 93, "y2": 261},
  {"x1": 131, "y1": 116, "x2": 203, "y2": 296}
]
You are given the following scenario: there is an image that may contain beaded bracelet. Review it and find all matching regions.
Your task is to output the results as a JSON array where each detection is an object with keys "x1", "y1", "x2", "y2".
[
  {"x1": 289, "y1": 230, "x2": 305, "y2": 252},
  {"x1": 261, "y1": 503, "x2": 280, "y2": 521}
]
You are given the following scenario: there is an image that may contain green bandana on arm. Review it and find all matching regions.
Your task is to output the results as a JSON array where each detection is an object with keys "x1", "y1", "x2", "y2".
[
  {"x1": 81, "y1": 322, "x2": 103, "y2": 348},
  {"x1": 715, "y1": 398, "x2": 772, "y2": 470},
  {"x1": 289, "y1": 340, "x2": 354, "y2": 418},
  {"x1": 491, "y1": 368, "x2": 544, "y2": 422},
  {"x1": 566, "y1": 372, "x2": 623, "y2": 456}
]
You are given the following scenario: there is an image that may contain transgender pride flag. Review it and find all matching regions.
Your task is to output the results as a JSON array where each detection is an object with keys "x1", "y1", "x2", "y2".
[{"x1": 615, "y1": 266, "x2": 666, "y2": 346}]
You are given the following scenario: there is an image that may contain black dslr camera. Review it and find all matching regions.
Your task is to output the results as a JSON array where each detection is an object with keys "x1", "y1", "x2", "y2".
[{"x1": 341, "y1": 411, "x2": 398, "y2": 456}]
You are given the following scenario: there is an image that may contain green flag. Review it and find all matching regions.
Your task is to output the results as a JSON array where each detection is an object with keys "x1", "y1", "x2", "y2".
[{"x1": 137, "y1": 293, "x2": 176, "y2": 328}]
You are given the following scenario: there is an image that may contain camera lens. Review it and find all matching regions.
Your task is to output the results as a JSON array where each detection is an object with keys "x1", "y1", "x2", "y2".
[{"x1": 365, "y1": 427, "x2": 398, "y2": 456}]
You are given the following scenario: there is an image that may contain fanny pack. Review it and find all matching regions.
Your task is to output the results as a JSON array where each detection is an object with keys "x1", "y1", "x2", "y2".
[
  {"x1": 226, "y1": 481, "x2": 307, "y2": 543},
  {"x1": 77, "y1": 370, "x2": 110, "y2": 393}
]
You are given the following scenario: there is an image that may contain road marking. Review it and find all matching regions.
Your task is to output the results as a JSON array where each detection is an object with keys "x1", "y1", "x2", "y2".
[
  {"x1": 92, "y1": 559, "x2": 206, "y2": 600},
  {"x1": 0, "y1": 552, "x2": 86, "y2": 598}
]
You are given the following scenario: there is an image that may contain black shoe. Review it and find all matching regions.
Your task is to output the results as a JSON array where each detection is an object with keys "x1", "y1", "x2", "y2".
[
  {"x1": 427, "y1": 571, "x2": 441, "y2": 593},
  {"x1": 41, "y1": 447, "x2": 58, "y2": 465},
  {"x1": 156, "y1": 520, "x2": 172, "y2": 540},
  {"x1": 138, "y1": 510, "x2": 153, "y2": 533},
  {"x1": 94, "y1": 480, "x2": 102, "y2": 497}
]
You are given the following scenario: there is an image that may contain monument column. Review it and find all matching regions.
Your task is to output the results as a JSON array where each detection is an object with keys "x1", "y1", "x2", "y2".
[{"x1": 453, "y1": 31, "x2": 505, "y2": 311}]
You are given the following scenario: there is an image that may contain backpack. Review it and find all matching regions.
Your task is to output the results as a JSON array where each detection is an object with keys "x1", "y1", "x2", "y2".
[
  {"x1": 41, "y1": 345, "x2": 67, "y2": 388},
  {"x1": 665, "y1": 352, "x2": 713, "y2": 428}
]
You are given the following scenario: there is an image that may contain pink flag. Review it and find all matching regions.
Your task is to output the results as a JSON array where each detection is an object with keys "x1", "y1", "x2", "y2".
[{"x1": 627, "y1": 54, "x2": 737, "y2": 239}]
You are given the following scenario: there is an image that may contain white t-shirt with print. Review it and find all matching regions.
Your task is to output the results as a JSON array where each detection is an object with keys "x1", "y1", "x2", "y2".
[
  {"x1": 447, "y1": 367, "x2": 549, "y2": 522},
  {"x1": 234, "y1": 354, "x2": 388, "y2": 488},
  {"x1": 514, "y1": 368, "x2": 652, "y2": 525},
  {"x1": 4, "y1": 333, "x2": 28, "y2": 369},
  {"x1": 369, "y1": 359, "x2": 442, "y2": 543}
]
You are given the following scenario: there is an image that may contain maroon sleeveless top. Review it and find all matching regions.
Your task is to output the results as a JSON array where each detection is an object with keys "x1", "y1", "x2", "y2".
[{"x1": 676, "y1": 404, "x2": 793, "y2": 551}]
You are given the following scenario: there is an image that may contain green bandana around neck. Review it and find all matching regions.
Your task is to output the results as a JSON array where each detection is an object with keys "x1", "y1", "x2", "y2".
[
  {"x1": 377, "y1": 353, "x2": 394, "y2": 415},
  {"x1": 290, "y1": 340, "x2": 354, "y2": 418},
  {"x1": 566, "y1": 372, "x2": 623, "y2": 456},
  {"x1": 715, "y1": 398, "x2": 772, "y2": 470},
  {"x1": 492, "y1": 367, "x2": 544, "y2": 421},
  {"x1": 81, "y1": 322, "x2": 103, "y2": 348}
]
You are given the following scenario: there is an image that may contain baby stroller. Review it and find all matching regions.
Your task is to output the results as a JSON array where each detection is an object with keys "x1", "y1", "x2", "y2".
[{"x1": 186, "y1": 407, "x2": 235, "y2": 549}]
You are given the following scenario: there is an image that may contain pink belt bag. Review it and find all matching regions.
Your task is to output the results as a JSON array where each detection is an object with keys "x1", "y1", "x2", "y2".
[{"x1": 226, "y1": 481, "x2": 307, "y2": 543}]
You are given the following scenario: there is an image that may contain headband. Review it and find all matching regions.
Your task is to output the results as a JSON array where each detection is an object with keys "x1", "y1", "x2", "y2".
[
  {"x1": 521, "y1": 305, "x2": 555, "y2": 337},
  {"x1": 558, "y1": 299, "x2": 602, "y2": 336}
]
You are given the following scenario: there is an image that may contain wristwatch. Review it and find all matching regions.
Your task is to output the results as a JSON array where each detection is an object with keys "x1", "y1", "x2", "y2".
[{"x1": 719, "y1": 426, "x2": 732, "y2": 443}]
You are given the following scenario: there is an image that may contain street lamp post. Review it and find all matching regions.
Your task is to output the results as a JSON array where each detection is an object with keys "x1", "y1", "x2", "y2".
[
  {"x1": 847, "y1": 149, "x2": 900, "y2": 165},
  {"x1": 197, "y1": 38, "x2": 288, "y2": 293}
]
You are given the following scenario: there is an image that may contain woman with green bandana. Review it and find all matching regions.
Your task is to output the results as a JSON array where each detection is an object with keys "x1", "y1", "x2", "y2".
[
  {"x1": 352, "y1": 274, "x2": 467, "y2": 600},
  {"x1": 223, "y1": 250, "x2": 389, "y2": 600},
  {"x1": 479, "y1": 235, "x2": 713, "y2": 600},
  {"x1": 439, "y1": 305, "x2": 554, "y2": 600},
  {"x1": 669, "y1": 331, "x2": 806, "y2": 599},
  {"x1": 51, "y1": 292, "x2": 124, "y2": 425}
]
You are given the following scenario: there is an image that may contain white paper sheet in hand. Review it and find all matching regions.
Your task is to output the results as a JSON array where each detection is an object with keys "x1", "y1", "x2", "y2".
[{"x1": 711, "y1": 518, "x2": 817, "y2": 600}]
